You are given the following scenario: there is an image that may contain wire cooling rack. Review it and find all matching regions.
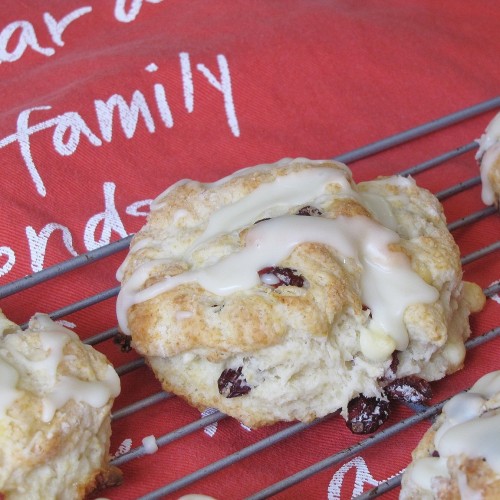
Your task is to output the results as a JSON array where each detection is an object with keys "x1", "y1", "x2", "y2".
[{"x1": 1, "y1": 96, "x2": 499, "y2": 500}]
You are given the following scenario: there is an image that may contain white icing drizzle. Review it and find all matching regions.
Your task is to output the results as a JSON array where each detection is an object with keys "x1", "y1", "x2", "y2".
[
  {"x1": 439, "y1": 413, "x2": 500, "y2": 472},
  {"x1": 359, "y1": 176, "x2": 414, "y2": 232},
  {"x1": 0, "y1": 314, "x2": 121, "y2": 422},
  {"x1": 476, "y1": 112, "x2": 500, "y2": 205},
  {"x1": 409, "y1": 456, "x2": 450, "y2": 491},
  {"x1": 407, "y1": 370, "x2": 500, "y2": 493},
  {"x1": 42, "y1": 364, "x2": 121, "y2": 423},
  {"x1": 149, "y1": 157, "x2": 306, "y2": 213},
  {"x1": 116, "y1": 162, "x2": 353, "y2": 284},
  {"x1": 190, "y1": 165, "x2": 355, "y2": 250},
  {"x1": 470, "y1": 369, "x2": 500, "y2": 397},
  {"x1": 38, "y1": 329, "x2": 72, "y2": 379},
  {"x1": 359, "y1": 191, "x2": 399, "y2": 232},
  {"x1": 117, "y1": 214, "x2": 438, "y2": 358},
  {"x1": 116, "y1": 236, "x2": 154, "y2": 282}
]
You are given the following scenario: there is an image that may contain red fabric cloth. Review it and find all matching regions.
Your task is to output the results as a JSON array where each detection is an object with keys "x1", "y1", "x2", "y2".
[{"x1": 0, "y1": 2, "x2": 499, "y2": 499}]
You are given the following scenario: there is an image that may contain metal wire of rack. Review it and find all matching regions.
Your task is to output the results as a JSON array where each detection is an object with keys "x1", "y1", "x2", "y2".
[{"x1": 0, "y1": 96, "x2": 499, "y2": 500}]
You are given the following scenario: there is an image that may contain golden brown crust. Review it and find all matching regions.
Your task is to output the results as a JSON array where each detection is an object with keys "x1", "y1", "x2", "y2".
[{"x1": 83, "y1": 463, "x2": 123, "y2": 497}]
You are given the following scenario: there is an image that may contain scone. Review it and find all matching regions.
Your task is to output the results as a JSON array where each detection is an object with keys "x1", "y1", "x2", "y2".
[
  {"x1": 116, "y1": 158, "x2": 484, "y2": 429},
  {"x1": 0, "y1": 311, "x2": 122, "y2": 499},
  {"x1": 476, "y1": 111, "x2": 500, "y2": 206},
  {"x1": 400, "y1": 370, "x2": 500, "y2": 499}
]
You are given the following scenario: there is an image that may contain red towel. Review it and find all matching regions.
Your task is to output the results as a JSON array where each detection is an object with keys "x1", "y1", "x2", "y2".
[{"x1": 0, "y1": 2, "x2": 498, "y2": 499}]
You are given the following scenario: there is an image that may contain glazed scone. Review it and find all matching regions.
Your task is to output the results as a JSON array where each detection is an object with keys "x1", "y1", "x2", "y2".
[
  {"x1": 0, "y1": 311, "x2": 122, "y2": 499},
  {"x1": 475, "y1": 111, "x2": 500, "y2": 206},
  {"x1": 116, "y1": 158, "x2": 484, "y2": 428},
  {"x1": 400, "y1": 370, "x2": 500, "y2": 499}
]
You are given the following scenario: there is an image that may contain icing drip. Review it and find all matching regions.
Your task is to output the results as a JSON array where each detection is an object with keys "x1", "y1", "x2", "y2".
[
  {"x1": 42, "y1": 364, "x2": 121, "y2": 423},
  {"x1": 38, "y1": 329, "x2": 72, "y2": 380},
  {"x1": 476, "y1": 112, "x2": 500, "y2": 160},
  {"x1": 190, "y1": 165, "x2": 355, "y2": 249}
]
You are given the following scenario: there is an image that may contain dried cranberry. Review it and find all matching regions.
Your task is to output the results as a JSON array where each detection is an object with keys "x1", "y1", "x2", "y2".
[
  {"x1": 431, "y1": 450, "x2": 440, "y2": 457},
  {"x1": 218, "y1": 366, "x2": 251, "y2": 398},
  {"x1": 346, "y1": 395, "x2": 391, "y2": 434},
  {"x1": 258, "y1": 266, "x2": 305, "y2": 287},
  {"x1": 388, "y1": 353, "x2": 399, "y2": 378},
  {"x1": 379, "y1": 352, "x2": 399, "y2": 384},
  {"x1": 113, "y1": 332, "x2": 132, "y2": 352},
  {"x1": 384, "y1": 376, "x2": 432, "y2": 404},
  {"x1": 296, "y1": 205, "x2": 323, "y2": 216}
]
